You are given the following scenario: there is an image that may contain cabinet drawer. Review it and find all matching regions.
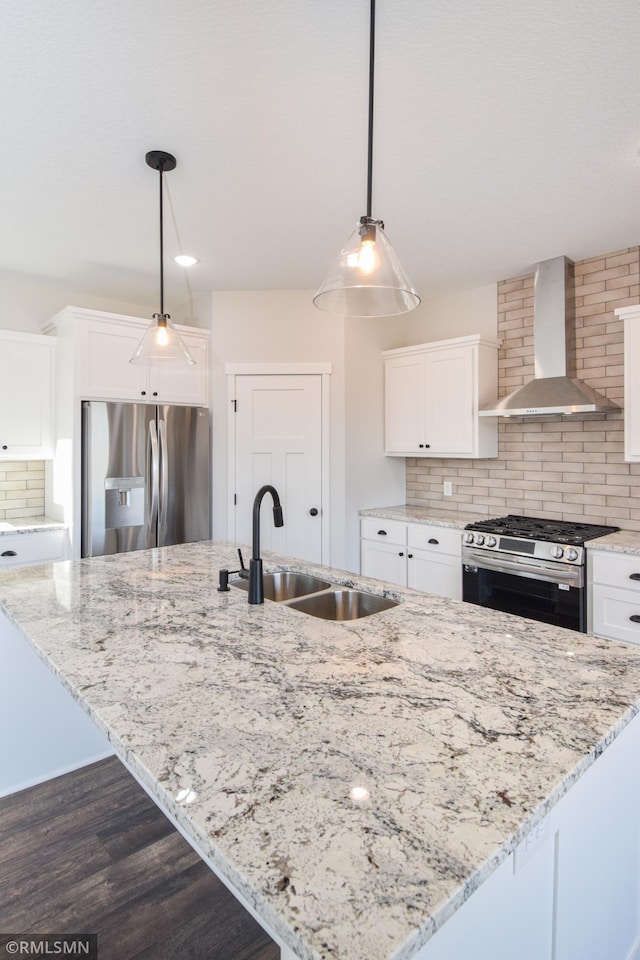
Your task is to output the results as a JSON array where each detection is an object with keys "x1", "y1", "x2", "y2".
[
  {"x1": 407, "y1": 522, "x2": 461, "y2": 556},
  {"x1": 590, "y1": 550, "x2": 640, "y2": 590},
  {"x1": 360, "y1": 518, "x2": 407, "y2": 545},
  {"x1": 592, "y1": 584, "x2": 640, "y2": 646},
  {"x1": 0, "y1": 531, "x2": 66, "y2": 568}
]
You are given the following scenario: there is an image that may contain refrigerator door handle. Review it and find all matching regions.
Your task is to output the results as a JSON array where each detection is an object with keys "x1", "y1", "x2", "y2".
[
  {"x1": 148, "y1": 418, "x2": 160, "y2": 545},
  {"x1": 158, "y1": 417, "x2": 169, "y2": 542}
]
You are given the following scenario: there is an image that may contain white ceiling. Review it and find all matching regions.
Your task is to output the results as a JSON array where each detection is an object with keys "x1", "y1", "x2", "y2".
[{"x1": 2, "y1": 0, "x2": 639, "y2": 311}]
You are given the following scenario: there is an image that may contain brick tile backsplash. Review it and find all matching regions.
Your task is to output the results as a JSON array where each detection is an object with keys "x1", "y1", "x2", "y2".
[
  {"x1": 407, "y1": 246, "x2": 640, "y2": 529},
  {"x1": 0, "y1": 461, "x2": 45, "y2": 520}
]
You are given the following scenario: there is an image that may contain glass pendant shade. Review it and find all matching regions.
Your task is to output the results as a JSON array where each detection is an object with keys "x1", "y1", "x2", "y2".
[
  {"x1": 313, "y1": 217, "x2": 421, "y2": 317},
  {"x1": 130, "y1": 313, "x2": 195, "y2": 365}
]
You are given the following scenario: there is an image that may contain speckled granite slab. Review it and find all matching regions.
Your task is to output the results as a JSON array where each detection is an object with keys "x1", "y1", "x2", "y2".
[
  {"x1": 2, "y1": 541, "x2": 640, "y2": 960},
  {"x1": 587, "y1": 530, "x2": 640, "y2": 554},
  {"x1": 0, "y1": 516, "x2": 66, "y2": 536},
  {"x1": 359, "y1": 505, "x2": 486, "y2": 529}
]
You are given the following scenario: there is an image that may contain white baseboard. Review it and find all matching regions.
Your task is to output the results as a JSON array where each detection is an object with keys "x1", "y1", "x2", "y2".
[{"x1": 0, "y1": 746, "x2": 115, "y2": 798}]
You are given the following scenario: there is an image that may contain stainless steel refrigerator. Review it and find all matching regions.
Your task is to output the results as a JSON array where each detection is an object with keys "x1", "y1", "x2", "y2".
[{"x1": 81, "y1": 401, "x2": 210, "y2": 558}]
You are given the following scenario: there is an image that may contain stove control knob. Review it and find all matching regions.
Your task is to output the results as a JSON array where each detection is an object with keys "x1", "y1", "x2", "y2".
[
  {"x1": 464, "y1": 532, "x2": 475, "y2": 544},
  {"x1": 486, "y1": 536, "x2": 497, "y2": 548},
  {"x1": 475, "y1": 534, "x2": 485, "y2": 546},
  {"x1": 551, "y1": 545, "x2": 564, "y2": 559},
  {"x1": 566, "y1": 547, "x2": 579, "y2": 562}
]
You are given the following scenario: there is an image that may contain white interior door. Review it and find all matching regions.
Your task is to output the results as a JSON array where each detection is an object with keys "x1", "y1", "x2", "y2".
[{"x1": 233, "y1": 374, "x2": 323, "y2": 563}]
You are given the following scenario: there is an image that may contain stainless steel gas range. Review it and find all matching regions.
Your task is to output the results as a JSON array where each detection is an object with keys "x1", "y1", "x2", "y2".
[{"x1": 462, "y1": 515, "x2": 620, "y2": 632}]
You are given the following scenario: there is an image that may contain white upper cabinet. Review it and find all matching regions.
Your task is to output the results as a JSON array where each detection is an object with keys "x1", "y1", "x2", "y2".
[
  {"x1": 620, "y1": 304, "x2": 640, "y2": 462},
  {"x1": 383, "y1": 335, "x2": 500, "y2": 458},
  {"x1": 45, "y1": 307, "x2": 210, "y2": 407},
  {"x1": 0, "y1": 331, "x2": 55, "y2": 459}
]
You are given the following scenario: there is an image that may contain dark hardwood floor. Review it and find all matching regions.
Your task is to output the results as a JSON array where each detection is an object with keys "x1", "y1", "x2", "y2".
[{"x1": 0, "y1": 757, "x2": 279, "y2": 960}]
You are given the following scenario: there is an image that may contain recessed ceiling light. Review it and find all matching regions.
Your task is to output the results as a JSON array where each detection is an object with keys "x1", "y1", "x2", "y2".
[{"x1": 174, "y1": 254, "x2": 199, "y2": 267}]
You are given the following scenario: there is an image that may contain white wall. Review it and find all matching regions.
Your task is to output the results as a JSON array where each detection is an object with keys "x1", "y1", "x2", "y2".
[
  {"x1": 344, "y1": 317, "x2": 406, "y2": 571},
  {"x1": 210, "y1": 290, "x2": 347, "y2": 566},
  {"x1": 0, "y1": 267, "x2": 153, "y2": 334},
  {"x1": 210, "y1": 290, "x2": 408, "y2": 570},
  {"x1": 0, "y1": 266, "x2": 212, "y2": 334},
  {"x1": 402, "y1": 283, "x2": 498, "y2": 345}
]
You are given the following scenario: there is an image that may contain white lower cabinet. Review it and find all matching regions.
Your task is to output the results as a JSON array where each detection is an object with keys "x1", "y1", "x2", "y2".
[
  {"x1": 0, "y1": 530, "x2": 67, "y2": 568},
  {"x1": 589, "y1": 548, "x2": 640, "y2": 645},
  {"x1": 414, "y1": 710, "x2": 640, "y2": 960},
  {"x1": 360, "y1": 517, "x2": 462, "y2": 600}
]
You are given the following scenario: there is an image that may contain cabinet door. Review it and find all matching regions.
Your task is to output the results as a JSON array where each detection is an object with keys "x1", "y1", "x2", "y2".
[
  {"x1": 361, "y1": 539, "x2": 407, "y2": 586},
  {"x1": 0, "y1": 338, "x2": 54, "y2": 459},
  {"x1": 424, "y1": 346, "x2": 475, "y2": 455},
  {"x1": 591, "y1": 584, "x2": 640, "y2": 645},
  {"x1": 81, "y1": 321, "x2": 148, "y2": 401},
  {"x1": 407, "y1": 548, "x2": 462, "y2": 599},
  {"x1": 151, "y1": 332, "x2": 209, "y2": 405},
  {"x1": 384, "y1": 355, "x2": 425, "y2": 453},
  {"x1": 80, "y1": 322, "x2": 209, "y2": 405}
]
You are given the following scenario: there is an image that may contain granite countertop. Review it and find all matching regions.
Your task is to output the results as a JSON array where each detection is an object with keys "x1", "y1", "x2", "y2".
[
  {"x1": 0, "y1": 516, "x2": 66, "y2": 536},
  {"x1": 586, "y1": 530, "x2": 640, "y2": 555},
  {"x1": 2, "y1": 541, "x2": 640, "y2": 960},
  {"x1": 358, "y1": 504, "x2": 487, "y2": 529}
]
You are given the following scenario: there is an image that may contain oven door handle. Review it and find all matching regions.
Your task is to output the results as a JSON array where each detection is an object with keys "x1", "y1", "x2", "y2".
[{"x1": 462, "y1": 549, "x2": 583, "y2": 588}]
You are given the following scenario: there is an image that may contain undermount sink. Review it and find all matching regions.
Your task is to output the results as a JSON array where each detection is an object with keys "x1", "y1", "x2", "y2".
[
  {"x1": 287, "y1": 588, "x2": 399, "y2": 621},
  {"x1": 232, "y1": 571, "x2": 332, "y2": 602}
]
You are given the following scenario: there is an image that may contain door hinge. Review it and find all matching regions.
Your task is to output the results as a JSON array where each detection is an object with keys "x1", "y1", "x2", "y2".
[{"x1": 231, "y1": 399, "x2": 237, "y2": 412}]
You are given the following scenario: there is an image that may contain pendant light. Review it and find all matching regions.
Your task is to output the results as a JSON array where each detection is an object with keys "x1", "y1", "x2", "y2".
[
  {"x1": 313, "y1": 0, "x2": 420, "y2": 318},
  {"x1": 130, "y1": 151, "x2": 195, "y2": 366}
]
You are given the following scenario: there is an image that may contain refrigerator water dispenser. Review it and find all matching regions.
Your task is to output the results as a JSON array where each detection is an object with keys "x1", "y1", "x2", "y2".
[{"x1": 104, "y1": 477, "x2": 145, "y2": 530}]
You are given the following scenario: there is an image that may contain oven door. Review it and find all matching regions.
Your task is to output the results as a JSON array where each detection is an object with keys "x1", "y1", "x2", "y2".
[{"x1": 462, "y1": 548, "x2": 585, "y2": 632}]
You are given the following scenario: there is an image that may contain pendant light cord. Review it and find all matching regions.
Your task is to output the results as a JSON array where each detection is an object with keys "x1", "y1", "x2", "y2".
[
  {"x1": 366, "y1": 0, "x2": 375, "y2": 218},
  {"x1": 158, "y1": 163, "x2": 165, "y2": 315}
]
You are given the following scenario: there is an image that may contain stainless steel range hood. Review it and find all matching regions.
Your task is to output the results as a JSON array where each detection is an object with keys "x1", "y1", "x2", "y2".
[{"x1": 480, "y1": 256, "x2": 620, "y2": 418}]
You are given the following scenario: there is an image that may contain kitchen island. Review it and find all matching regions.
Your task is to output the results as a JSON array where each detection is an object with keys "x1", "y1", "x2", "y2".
[{"x1": 2, "y1": 541, "x2": 640, "y2": 960}]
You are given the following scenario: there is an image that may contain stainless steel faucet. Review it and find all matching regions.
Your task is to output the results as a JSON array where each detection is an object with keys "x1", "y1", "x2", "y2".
[{"x1": 248, "y1": 485, "x2": 284, "y2": 604}]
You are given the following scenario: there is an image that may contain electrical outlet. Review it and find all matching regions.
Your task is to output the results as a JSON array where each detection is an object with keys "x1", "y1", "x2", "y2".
[{"x1": 443, "y1": 481, "x2": 453, "y2": 496}]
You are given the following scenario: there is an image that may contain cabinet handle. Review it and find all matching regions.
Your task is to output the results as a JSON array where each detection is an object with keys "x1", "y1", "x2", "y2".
[
  {"x1": 630, "y1": 574, "x2": 640, "y2": 581},
  {"x1": 1, "y1": 550, "x2": 17, "y2": 557},
  {"x1": 377, "y1": 529, "x2": 387, "y2": 536},
  {"x1": 419, "y1": 444, "x2": 424, "y2": 449},
  {"x1": 152, "y1": 391, "x2": 158, "y2": 397},
  {"x1": 424, "y1": 443, "x2": 430, "y2": 448},
  {"x1": 630, "y1": 615, "x2": 640, "y2": 624},
  {"x1": 428, "y1": 538, "x2": 439, "y2": 545},
  {"x1": 309, "y1": 508, "x2": 318, "y2": 516},
  {"x1": 399, "y1": 551, "x2": 404, "y2": 557},
  {"x1": 141, "y1": 390, "x2": 146, "y2": 396},
  {"x1": 407, "y1": 553, "x2": 413, "y2": 559},
  {"x1": 1, "y1": 445, "x2": 7, "y2": 450}
]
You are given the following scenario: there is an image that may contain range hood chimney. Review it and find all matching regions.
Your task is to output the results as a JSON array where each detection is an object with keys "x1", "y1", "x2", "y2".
[{"x1": 480, "y1": 256, "x2": 620, "y2": 418}]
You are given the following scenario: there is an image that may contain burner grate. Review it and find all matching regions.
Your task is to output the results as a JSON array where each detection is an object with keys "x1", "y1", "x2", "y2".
[{"x1": 465, "y1": 514, "x2": 619, "y2": 545}]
